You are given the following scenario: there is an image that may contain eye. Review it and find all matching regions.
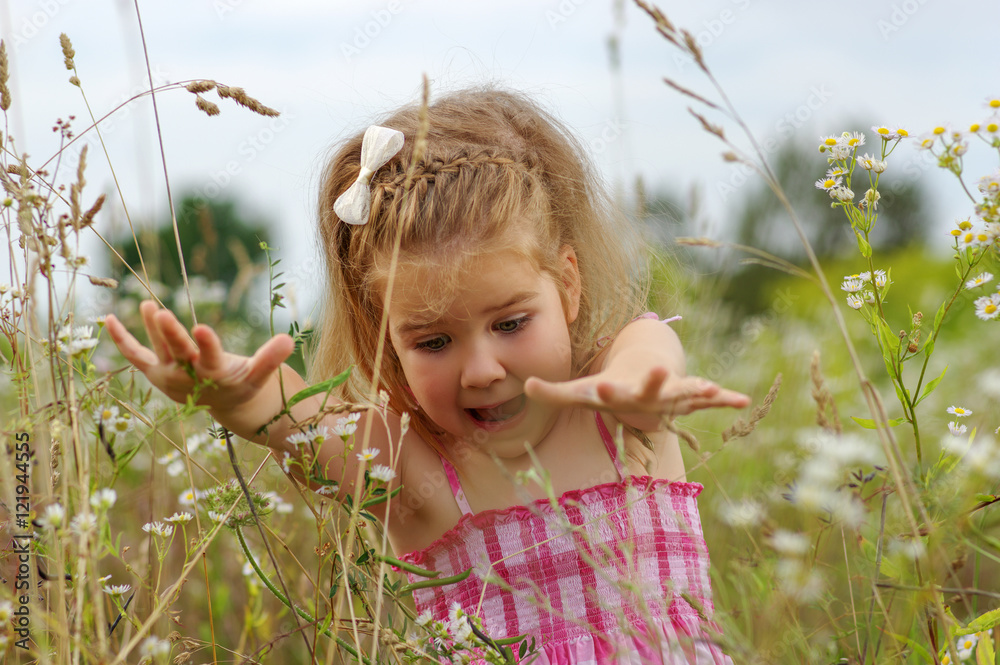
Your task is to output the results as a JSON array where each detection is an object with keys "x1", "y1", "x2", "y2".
[
  {"x1": 415, "y1": 335, "x2": 449, "y2": 352},
  {"x1": 495, "y1": 316, "x2": 529, "y2": 333}
]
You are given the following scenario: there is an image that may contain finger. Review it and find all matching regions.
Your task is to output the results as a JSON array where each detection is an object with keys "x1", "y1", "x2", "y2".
[
  {"x1": 155, "y1": 309, "x2": 200, "y2": 364},
  {"x1": 638, "y1": 366, "x2": 669, "y2": 402},
  {"x1": 245, "y1": 334, "x2": 296, "y2": 386},
  {"x1": 525, "y1": 376, "x2": 599, "y2": 407},
  {"x1": 140, "y1": 300, "x2": 172, "y2": 364},
  {"x1": 104, "y1": 314, "x2": 159, "y2": 371},
  {"x1": 191, "y1": 324, "x2": 227, "y2": 370}
]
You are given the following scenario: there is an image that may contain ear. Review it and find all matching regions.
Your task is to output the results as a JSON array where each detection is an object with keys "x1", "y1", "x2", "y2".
[{"x1": 559, "y1": 245, "x2": 581, "y2": 324}]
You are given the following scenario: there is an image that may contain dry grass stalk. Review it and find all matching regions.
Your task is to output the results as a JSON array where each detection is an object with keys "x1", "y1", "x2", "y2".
[
  {"x1": 185, "y1": 80, "x2": 217, "y2": 94},
  {"x1": 59, "y1": 33, "x2": 76, "y2": 70},
  {"x1": 0, "y1": 40, "x2": 11, "y2": 111},
  {"x1": 666, "y1": 419, "x2": 700, "y2": 453},
  {"x1": 79, "y1": 193, "x2": 105, "y2": 229},
  {"x1": 195, "y1": 95, "x2": 221, "y2": 117},
  {"x1": 88, "y1": 275, "x2": 118, "y2": 289},
  {"x1": 721, "y1": 373, "x2": 782, "y2": 443},
  {"x1": 810, "y1": 350, "x2": 842, "y2": 434},
  {"x1": 216, "y1": 84, "x2": 279, "y2": 117}
]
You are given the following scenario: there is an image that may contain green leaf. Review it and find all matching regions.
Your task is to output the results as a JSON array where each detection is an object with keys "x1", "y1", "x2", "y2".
[
  {"x1": 854, "y1": 231, "x2": 872, "y2": 259},
  {"x1": 885, "y1": 632, "x2": 933, "y2": 663},
  {"x1": 915, "y1": 366, "x2": 948, "y2": 405},
  {"x1": 285, "y1": 368, "x2": 352, "y2": 408},
  {"x1": 851, "y1": 416, "x2": 907, "y2": 429},
  {"x1": 400, "y1": 567, "x2": 473, "y2": 594},
  {"x1": 976, "y1": 630, "x2": 996, "y2": 665},
  {"x1": 933, "y1": 301, "x2": 948, "y2": 331},
  {"x1": 973, "y1": 494, "x2": 997, "y2": 503},
  {"x1": 923, "y1": 336, "x2": 935, "y2": 358},
  {"x1": 957, "y1": 608, "x2": 1000, "y2": 636}
]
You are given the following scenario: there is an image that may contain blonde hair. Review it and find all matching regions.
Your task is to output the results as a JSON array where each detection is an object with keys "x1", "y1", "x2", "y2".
[{"x1": 312, "y1": 87, "x2": 648, "y2": 449}]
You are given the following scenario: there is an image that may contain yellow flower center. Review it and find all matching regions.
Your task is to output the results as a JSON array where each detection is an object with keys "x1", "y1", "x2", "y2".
[
  {"x1": 101, "y1": 409, "x2": 113, "y2": 420},
  {"x1": 950, "y1": 229, "x2": 961, "y2": 236},
  {"x1": 115, "y1": 421, "x2": 129, "y2": 432},
  {"x1": 848, "y1": 138, "x2": 860, "y2": 145},
  {"x1": 959, "y1": 220, "x2": 973, "y2": 230},
  {"x1": 988, "y1": 123, "x2": 999, "y2": 133},
  {"x1": 877, "y1": 127, "x2": 889, "y2": 135},
  {"x1": 970, "y1": 123, "x2": 981, "y2": 132},
  {"x1": 986, "y1": 304, "x2": 997, "y2": 315},
  {"x1": 990, "y1": 99, "x2": 1000, "y2": 108},
  {"x1": 824, "y1": 179, "x2": 836, "y2": 188},
  {"x1": 824, "y1": 138, "x2": 837, "y2": 146},
  {"x1": 897, "y1": 129, "x2": 908, "y2": 137},
  {"x1": 977, "y1": 233, "x2": 989, "y2": 242},
  {"x1": 933, "y1": 126, "x2": 946, "y2": 134},
  {"x1": 955, "y1": 408, "x2": 967, "y2": 414}
]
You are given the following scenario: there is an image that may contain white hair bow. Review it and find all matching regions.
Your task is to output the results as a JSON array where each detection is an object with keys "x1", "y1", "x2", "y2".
[{"x1": 334, "y1": 125, "x2": 405, "y2": 225}]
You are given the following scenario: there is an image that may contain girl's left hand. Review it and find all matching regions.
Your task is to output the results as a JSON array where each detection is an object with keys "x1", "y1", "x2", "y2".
[{"x1": 524, "y1": 366, "x2": 750, "y2": 418}]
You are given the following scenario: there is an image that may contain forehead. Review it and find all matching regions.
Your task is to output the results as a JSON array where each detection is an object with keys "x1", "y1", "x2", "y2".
[{"x1": 385, "y1": 250, "x2": 545, "y2": 328}]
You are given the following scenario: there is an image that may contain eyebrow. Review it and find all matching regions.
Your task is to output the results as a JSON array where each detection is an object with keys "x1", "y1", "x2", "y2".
[{"x1": 394, "y1": 290, "x2": 539, "y2": 336}]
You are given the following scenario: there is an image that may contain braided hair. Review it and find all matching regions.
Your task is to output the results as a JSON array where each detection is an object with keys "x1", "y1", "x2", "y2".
[{"x1": 312, "y1": 87, "x2": 647, "y2": 450}]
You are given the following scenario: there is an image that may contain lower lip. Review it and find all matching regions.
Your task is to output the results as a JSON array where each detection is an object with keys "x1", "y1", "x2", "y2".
[{"x1": 466, "y1": 396, "x2": 528, "y2": 432}]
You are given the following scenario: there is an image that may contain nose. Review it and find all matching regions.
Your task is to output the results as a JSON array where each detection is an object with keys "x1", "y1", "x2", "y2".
[{"x1": 460, "y1": 340, "x2": 506, "y2": 390}]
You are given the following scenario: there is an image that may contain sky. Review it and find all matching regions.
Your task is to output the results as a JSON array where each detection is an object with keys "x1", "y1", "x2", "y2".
[{"x1": 3, "y1": 0, "x2": 1000, "y2": 321}]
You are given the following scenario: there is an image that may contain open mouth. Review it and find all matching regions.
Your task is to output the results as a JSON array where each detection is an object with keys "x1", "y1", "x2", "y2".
[{"x1": 467, "y1": 394, "x2": 527, "y2": 423}]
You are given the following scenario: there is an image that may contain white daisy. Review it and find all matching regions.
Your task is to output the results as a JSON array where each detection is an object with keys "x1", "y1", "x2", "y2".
[
  {"x1": 142, "y1": 521, "x2": 174, "y2": 538},
  {"x1": 416, "y1": 609, "x2": 433, "y2": 627},
  {"x1": 873, "y1": 269, "x2": 888, "y2": 289},
  {"x1": 957, "y1": 633, "x2": 978, "y2": 661},
  {"x1": 966, "y1": 272, "x2": 994, "y2": 288},
  {"x1": 43, "y1": 503, "x2": 65, "y2": 529},
  {"x1": 830, "y1": 186, "x2": 854, "y2": 202},
  {"x1": 70, "y1": 513, "x2": 97, "y2": 535},
  {"x1": 110, "y1": 414, "x2": 135, "y2": 434},
  {"x1": 947, "y1": 405, "x2": 972, "y2": 417},
  {"x1": 94, "y1": 405, "x2": 119, "y2": 428},
  {"x1": 102, "y1": 583, "x2": 131, "y2": 597},
  {"x1": 164, "y1": 512, "x2": 193, "y2": 523},
  {"x1": 90, "y1": 488, "x2": 117, "y2": 511},
  {"x1": 332, "y1": 415, "x2": 358, "y2": 438},
  {"x1": 356, "y1": 448, "x2": 380, "y2": 462},
  {"x1": 841, "y1": 277, "x2": 864, "y2": 293},
  {"x1": 974, "y1": 293, "x2": 1000, "y2": 320},
  {"x1": 948, "y1": 421, "x2": 968, "y2": 436},
  {"x1": 369, "y1": 464, "x2": 397, "y2": 483},
  {"x1": 842, "y1": 131, "x2": 865, "y2": 148},
  {"x1": 857, "y1": 153, "x2": 878, "y2": 171},
  {"x1": 846, "y1": 294, "x2": 864, "y2": 310}
]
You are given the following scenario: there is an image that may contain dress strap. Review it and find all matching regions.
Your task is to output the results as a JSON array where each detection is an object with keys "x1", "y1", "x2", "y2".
[
  {"x1": 440, "y1": 454, "x2": 473, "y2": 516},
  {"x1": 594, "y1": 412, "x2": 628, "y2": 481}
]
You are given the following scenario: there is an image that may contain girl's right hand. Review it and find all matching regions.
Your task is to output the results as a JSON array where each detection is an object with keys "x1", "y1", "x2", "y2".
[{"x1": 105, "y1": 300, "x2": 295, "y2": 414}]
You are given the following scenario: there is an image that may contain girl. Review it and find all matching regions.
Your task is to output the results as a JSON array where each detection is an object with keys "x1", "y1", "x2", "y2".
[{"x1": 106, "y1": 87, "x2": 748, "y2": 664}]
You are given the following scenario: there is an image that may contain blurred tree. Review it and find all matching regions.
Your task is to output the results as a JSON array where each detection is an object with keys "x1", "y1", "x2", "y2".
[
  {"x1": 113, "y1": 195, "x2": 271, "y2": 318},
  {"x1": 641, "y1": 135, "x2": 934, "y2": 314}
]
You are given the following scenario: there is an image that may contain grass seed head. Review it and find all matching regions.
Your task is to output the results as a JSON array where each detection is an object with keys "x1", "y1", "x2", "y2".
[
  {"x1": 59, "y1": 33, "x2": 76, "y2": 70},
  {"x1": 0, "y1": 40, "x2": 11, "y2": 111}
]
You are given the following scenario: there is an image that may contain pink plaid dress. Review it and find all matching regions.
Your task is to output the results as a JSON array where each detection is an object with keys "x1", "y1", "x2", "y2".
[{"x1": 399, "y1": 412, "x2": 731, "y2": 664}]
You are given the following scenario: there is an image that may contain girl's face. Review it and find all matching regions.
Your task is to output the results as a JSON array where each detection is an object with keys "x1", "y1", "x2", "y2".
[{"x1": 387, "y1": 247, "x2": 581, "y2": 457}]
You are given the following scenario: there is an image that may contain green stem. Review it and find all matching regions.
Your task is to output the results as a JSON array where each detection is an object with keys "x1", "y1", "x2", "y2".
[{"x1": 235, "y1": 526, "x2": 370, "y2": 663}]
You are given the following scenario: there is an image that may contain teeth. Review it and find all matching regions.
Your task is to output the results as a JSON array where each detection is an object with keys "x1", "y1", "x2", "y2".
[{"x1": 469, "y1": 395, "x2": 525, "y2": 422}]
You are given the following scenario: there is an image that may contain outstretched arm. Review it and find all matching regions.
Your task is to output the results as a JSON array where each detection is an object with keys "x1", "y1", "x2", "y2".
[
  {"x1": 104, "y1": 301, "x2": 401, "y2": 502},
  {"x1": 524, "y1": 317, "x2": 749, "y2": 432}
]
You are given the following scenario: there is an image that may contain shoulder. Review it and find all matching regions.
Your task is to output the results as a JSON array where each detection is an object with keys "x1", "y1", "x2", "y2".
[{"x1": 588, "y1": 315, "x2": 685, "y2": 377}]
